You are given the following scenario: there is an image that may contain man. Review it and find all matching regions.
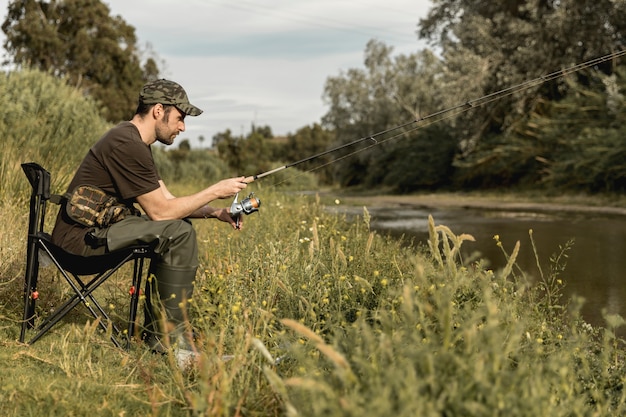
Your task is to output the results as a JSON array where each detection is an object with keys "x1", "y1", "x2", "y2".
[{"x1": 52, "y1": 79, "x2": 248, "y2": 366}]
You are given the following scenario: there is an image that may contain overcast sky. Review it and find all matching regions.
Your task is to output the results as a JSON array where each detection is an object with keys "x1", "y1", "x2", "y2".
[{"x1": 1, "y1": 0, "x2": 433, "y2": 147}]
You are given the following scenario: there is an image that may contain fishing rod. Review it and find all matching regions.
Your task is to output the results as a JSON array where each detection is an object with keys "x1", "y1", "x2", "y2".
[{"x1": 230, "y1": 49, "x2": 626, "y2": 224}]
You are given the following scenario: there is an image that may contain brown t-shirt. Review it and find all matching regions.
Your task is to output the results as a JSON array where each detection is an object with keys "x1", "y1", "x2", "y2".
[{"x1": 51, "y1": 121, "x2": 160, "y2": 255}]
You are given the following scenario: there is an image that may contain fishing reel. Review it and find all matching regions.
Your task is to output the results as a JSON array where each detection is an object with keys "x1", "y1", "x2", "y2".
[{"x1": 230, "y1": 192, "x2": 261, "y2": 228}]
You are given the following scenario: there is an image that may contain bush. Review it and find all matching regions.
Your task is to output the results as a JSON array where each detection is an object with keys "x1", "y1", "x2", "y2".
[
  {"x1": 0, "y1": 69, "x2": 111, "y2": 201},
  {"x1": 152, "y1": 147, "x2": 230, "y2": 185}
]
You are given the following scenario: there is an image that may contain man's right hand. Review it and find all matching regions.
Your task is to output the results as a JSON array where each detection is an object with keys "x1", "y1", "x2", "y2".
[{"x1": 211, "y1": 177, "x2": 249, "y2": 199}]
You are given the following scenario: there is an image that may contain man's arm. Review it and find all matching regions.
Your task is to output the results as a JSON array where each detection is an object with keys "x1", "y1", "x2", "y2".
[
  {"x1": 136, "y1": 178, "x2": 248, "y2": 221},
  {"x1": 158, "y1": 180, "x2": 176, "y2": 200},
  {"x1": 157, "y1": 180, "x2": 233, "y2": 220}
]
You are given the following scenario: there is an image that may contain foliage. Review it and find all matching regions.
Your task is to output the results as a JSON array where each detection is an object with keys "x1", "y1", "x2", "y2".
[
  {"x1": 152, "y1": 147, "x2": 231, "y2": 187},
  {"x1": 373, "y1": 122, "x2": 457, "y2": 192},
  {"x1": 2, "y1": 187, "x2": 626, "y2": 415},
  {"x1": 322, "y1": 42, "x2": 454, "y2": 190},
  {"x1": 412, "y1": 0, "x2": 626, "y2": 190},
  {"x1": 454, "y1": 70, "x2": 626, "y2": 191},
  {"x1": 0, "y1": 68, "x2": 111, "y2": 200},
  {"x1": 215, "y1": 127, "x2": 275, "y2": 176},
  {"x1": 178, "y1": 138, "x2": 191, "y2": 152},
  {"x1": 2, "y1": 0, "x2": 160, "y2": 122},
  {"x1": 279, "y1": 124, "x2": 336, "y2": 185},
  {"x1": 317, "y1": 1, "x2": 626, "y2": 193},
  {"x1": 419, "y1": 0, "x2": 626, "y2": 148},
  {"x1": 535, "y1": 72, "x2": 626, "y2": 192},
  {"x1": 214, "y1": 125, "x2": 321, "y2": 190}
]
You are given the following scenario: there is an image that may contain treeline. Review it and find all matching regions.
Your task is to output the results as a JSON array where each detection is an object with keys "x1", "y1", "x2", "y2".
[
  {"x1": 319, "y1": 0, "x2": 626, "y2": 193},
  {"x1": 3, "y1": 0, "x2": 625, "y2": 194},
  {"x1": 176, "y1": 57, "x2": 626, "y2": 193},
  {"x1": 166, "y1": 0, "x2": 626, "y2": 193},
  {"x1": 2, "y1": 0, "x2": 160, "y2": 123},
  {"x1": 320, "y1": 44, "x2": 626, "y2": 193}
]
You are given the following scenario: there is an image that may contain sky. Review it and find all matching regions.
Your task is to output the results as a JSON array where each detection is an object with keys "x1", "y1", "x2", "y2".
[{"x1": 1, "y1": 0, "x2": 433, "y2": 147}]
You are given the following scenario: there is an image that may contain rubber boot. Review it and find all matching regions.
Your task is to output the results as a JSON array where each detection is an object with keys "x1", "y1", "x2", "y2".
[{"x1": 142, "y1": 264, "x2": 196, "y2": 357}]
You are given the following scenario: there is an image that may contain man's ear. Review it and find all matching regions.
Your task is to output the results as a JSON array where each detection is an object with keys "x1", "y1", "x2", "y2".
[{"x1": 151, "y1": 103, "x2": 163, "y2": 120}]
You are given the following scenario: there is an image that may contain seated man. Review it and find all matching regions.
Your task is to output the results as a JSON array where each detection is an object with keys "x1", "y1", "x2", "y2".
[{"x1": 52, "y1": 79, "x2": 248, "y2": 365}]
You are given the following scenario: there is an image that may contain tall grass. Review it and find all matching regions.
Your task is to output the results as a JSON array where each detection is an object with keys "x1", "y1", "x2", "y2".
[
  {"x1": 185, "y1": 198, "x2": 626, "y2": 416},
  {"x1": 0, "y1": 69, "x2": 111, "y2": 200},
  {"x1": 3, "y1": 188, "x2": 625, "y2": 416},
  {"x1": 2, "y1": 68, "x2": 626, "y2": 416},
  {"x1": 0, "y1": 69, "x2": 112, "y2": 319}
]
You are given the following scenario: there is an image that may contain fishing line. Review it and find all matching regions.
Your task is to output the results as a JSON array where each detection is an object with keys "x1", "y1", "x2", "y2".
[{"x1": 246, "y1": 49, "x2": 626, "y2": 187}]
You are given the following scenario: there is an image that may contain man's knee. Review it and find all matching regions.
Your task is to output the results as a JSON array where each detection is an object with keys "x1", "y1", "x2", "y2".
[
  {"x1": 160, "y1": 219, "x2": 198, "y2": 267},
  {"x1": 166, "y1": 219, "x2": 196, "y2": 242}
]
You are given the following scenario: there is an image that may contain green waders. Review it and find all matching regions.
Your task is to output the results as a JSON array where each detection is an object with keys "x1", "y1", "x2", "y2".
[
  {"x1": 143, "y1": 264, "x2": 197, "y2": 352},
  {"x1": 87, "y1": 216, "x2": 198, "y2": 351}
]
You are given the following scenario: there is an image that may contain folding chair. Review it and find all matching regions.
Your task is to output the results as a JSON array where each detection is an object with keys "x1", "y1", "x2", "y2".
[{"x1": 19, "y1": 162, "x2": 154, "y2": 349}]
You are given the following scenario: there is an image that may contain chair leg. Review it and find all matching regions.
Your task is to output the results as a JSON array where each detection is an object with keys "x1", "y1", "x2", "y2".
[
  {"x1": 22, "y1": 241, "x2": 151, "y2": 349},
  {"x1": 20, "y1": 238, "x2": 41, "y2": 343},
  {"x1": 126, "y1": 257, "x2": 147, "y2": 350},
  {"x1": 28, "y1": 269, "x2": 124, "y2": 349},
  {"x1": 28, "y1": 245, "x2": 128, "y2": 348}
]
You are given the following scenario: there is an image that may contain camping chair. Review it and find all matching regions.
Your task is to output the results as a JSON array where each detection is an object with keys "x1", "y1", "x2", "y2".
[{"x1": 19, "y1": 162, "x2": 154, "y2": 349}]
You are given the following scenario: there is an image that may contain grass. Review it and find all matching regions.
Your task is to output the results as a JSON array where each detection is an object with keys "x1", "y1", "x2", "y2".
[
  {"x1": 2, "y1": 187, "x2": 626, "y2": 416},
  {"x1": 2, "y1": 69, "x2": 626, "y2": 416}
]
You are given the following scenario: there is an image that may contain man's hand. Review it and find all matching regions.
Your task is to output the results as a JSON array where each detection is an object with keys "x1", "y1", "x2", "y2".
[
  {"x1": 213, "y1": 207, "x2": 242, "y2": 229},
  {"x1": 211, "y1": 177, "x2": 249, "y2": 199}
]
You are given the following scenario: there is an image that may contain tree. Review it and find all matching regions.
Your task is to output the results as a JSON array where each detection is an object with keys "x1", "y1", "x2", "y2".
[
  {"x1": 322, "y1": 41, "x2": 450, "y2": 188},
  {"x1": 414, "y1": 0, "x2": 626, "y2": 190},
  {"x1": 281, "y1": 124, "x2": 335, "y2": 184},
  {"x1": 178, "y1": 139, "x2": 191, "y2": 152},
  {"x1": 214, "y1": 127, "x2": 274, "y2": 176},
  {"x1": 418, "y1": 0, "x2": 626, "y2": 155},
  {"x1": 2, "y1": 0, "x2": 160, "y2": 122},
  {"x1": 519, "y1": 71, "x2": 626, "y2": 192}
]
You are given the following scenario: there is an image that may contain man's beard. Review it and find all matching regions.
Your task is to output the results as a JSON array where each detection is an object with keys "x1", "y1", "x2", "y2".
[{"x1": 155, "y1": 120, "x2": 176, "y2": 145}]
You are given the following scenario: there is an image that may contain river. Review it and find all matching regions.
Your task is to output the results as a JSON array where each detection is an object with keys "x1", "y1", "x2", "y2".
[{"x1": 335, "y1": 199, "x2": 626, "y2": 335}]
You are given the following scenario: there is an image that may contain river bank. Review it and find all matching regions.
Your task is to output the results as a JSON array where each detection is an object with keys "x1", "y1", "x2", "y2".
[
  {"x1": 332, "y1": 192, "x2": 626, "y2": 218},
  {"x1": 324, "y1": 191, "x2": 626, "y2": 337}
]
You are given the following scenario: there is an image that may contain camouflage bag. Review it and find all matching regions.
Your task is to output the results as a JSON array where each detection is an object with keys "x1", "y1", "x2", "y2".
[{"x1": 65, "y1": 185, "x2": 138, "y2": 228}]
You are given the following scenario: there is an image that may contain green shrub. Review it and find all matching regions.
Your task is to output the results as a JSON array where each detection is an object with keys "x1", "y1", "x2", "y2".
[
  {"x1": 0, "y1": 69, "x2": 111, "y2": 201},
  {"x1": 152, "y1": 147, "x2": 230, "y2": 185}
]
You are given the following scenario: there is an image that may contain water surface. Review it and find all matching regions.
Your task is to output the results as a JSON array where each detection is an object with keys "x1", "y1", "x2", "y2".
[{"x1": 341, "y1": 204, "x2": 626, "y2": 333}]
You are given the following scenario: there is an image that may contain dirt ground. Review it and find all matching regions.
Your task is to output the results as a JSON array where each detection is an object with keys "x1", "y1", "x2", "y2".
[{"x1": 334, "y1": 192, "x2": 626, "y2": 217}]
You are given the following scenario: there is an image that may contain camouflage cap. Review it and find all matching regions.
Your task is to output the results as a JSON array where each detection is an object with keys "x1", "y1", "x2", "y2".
[{"x1": 139, "y1": 79, "x2": 203, "y2": 116}]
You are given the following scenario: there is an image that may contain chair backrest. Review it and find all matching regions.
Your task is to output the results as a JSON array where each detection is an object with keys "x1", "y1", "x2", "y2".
[
  {"x1": 21, "y1": 163, "x2": 55, "y2": 250},
  {"x1": 22, "y1": 162, "x2": 51, "y2": 201},
  {"x1": 21, "y1": 163, "x2": 55, "y2": 337}
]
